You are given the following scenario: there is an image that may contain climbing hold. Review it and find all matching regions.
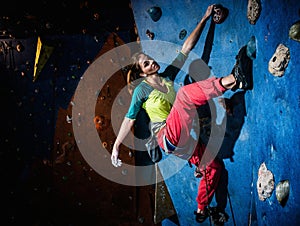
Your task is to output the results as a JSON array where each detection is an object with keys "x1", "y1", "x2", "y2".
[
  {"x1": 246, "y1": 36, "x2": 256, "y2": 60},
  {"x1": 212, "y1": 4, "x2": 229, "y2": 24},
  {"x1": 66, "y1": 115, "x2": 72, "y2": 123},
  {"x1": 55, "y1": 141, "x2": 75, "y2": 164},
  {"x1": 268, "y1": 44, "x2": 290, "y2": 77},
  {"x1": 102, "y1": 141, "x2": 108, "y2": 148},
  {"x1": 16, "y1": 41, "x2": 24, "y2": 52},
  {"x1": 179, "y1": 29, "x2": 187, "y2": 40},
  {"x1": 289, "y1": 20, "x2": 300, "y2": 42},
  {"x1": 147, "y1": 6, "x2": 162, "y2": 22},
  {"x1": 129, "y1": 150, "x2": 133, "y2": 158},
  {"x1": 276, "y1": 180, "x2": 290, "y2": 207},
  {"x1": 94, "y1": 115, "x2": 105, "y2": 130},
  {"x1": 146, "y1": 29, "x2": 155, "y2": 40},
  {"x1": 257, "y1": 162, "x2": 274, "y2": 201},
  {"x1": 247, "y1": 0, "x2": 261, "y2": 25}
]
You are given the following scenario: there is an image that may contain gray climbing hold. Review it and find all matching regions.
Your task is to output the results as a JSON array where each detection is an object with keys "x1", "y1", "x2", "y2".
[
  {"x1": 257, "y1": 162, "x2": 274, "y2": 201},
  {"x1": 247, "y1": 0, "x2": 261, "y2": 25},
  {"x1": 289, "y1": 20, "x2": 300, "y2": 42},
  {"x1": 276, "y1": 180, "x2": 290, "y2": 207},
  {"x1": 268, "y1": 44, "x2": 290, "y2": 77},
  {"x1": 147, "y1": 6, "x2": 162, "y2": 22}
]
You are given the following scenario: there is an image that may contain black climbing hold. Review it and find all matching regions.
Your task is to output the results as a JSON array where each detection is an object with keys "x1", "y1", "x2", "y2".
[
  {"x1": 179, "y1": 29, "x2": 187, "y2": 40},
  {"x1": 147, "y1": 6, "x2": 162, "y2": 22},
  {"x1": 146, "y1": 29, "x2": 154, "y2": 40}
]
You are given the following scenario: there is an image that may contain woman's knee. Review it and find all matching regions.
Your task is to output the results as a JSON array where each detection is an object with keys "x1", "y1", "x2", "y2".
[{"x1": 176, "y1": 86, "x2": 189, "y2": 102}]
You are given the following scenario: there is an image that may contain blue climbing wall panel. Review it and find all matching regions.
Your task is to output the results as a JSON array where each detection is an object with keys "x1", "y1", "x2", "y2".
[{"x1": 130, "y1": 0, "x2": 300, "y2": 225}]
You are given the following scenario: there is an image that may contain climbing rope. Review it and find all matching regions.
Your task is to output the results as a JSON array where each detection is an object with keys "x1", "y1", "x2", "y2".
[
  {"x1": 227, "y1": 190, "x2": 236, "y2": 226},
  {"x1": 204, "y1": 165, "x2": 213, "y2": 226}
]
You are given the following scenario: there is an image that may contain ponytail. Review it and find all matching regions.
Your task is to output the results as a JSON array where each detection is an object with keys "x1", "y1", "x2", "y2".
[{"x1": 126, "y1": 52, "x2": 144, "y2": 95}]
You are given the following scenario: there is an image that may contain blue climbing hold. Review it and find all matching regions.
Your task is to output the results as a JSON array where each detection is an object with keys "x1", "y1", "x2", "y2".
[{"x1": 246, "y1": 36, "x2": 256, "y2": 60}]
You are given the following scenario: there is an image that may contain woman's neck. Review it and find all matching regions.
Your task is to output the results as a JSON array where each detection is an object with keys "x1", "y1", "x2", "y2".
[
  {"x1": 145, "y1": 74, "x2": 162, "y2": 85},
  {"x1": 145, "y1": 74, "x2": 168, "y2": 93}
]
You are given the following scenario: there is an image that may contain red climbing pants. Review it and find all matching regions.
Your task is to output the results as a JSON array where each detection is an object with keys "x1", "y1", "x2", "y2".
[
  {"x1": 189, "y1": 142, "x2": 224, "y2": 210},
  {"x1": 156, "y1": 76, "x2": 226, "y2": 210},
  {"x1": 158, "y1": 76, "x2": 226, "y2": 147}
]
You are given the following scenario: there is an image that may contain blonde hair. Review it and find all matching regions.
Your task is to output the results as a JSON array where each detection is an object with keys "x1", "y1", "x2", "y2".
[{"x1": 126, "y1": 52, "x2": 144, "y2": 95}]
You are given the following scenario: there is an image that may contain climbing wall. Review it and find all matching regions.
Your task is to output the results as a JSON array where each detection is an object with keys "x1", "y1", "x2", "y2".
[
  {"x1": 52, "y1": 33, "x2": 161, "y2": 225},
  {"x1": 130, "y1": 0, "x2": 300, "y2": 225},
  {"x1": 1, "y1": 1, "x2": 166, "y2": 225}
]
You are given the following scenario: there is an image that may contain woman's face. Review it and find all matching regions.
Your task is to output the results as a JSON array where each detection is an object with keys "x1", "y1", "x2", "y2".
[{"x1": 138, "y1": 53, "x2": 160, "y2": 76}]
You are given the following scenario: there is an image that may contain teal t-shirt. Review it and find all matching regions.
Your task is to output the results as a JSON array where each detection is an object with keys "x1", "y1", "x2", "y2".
[{"x1": 125, "y1": 52, "x2": 188, "y2": 122}]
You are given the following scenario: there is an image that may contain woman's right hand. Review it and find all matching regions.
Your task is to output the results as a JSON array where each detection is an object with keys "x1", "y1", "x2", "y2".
[
  {"x1": 111, "y1": 144, "x2": 122, "y2": 167},
  {"x1": 203, "y1": 4, "x2": 215, "y2": 21}
]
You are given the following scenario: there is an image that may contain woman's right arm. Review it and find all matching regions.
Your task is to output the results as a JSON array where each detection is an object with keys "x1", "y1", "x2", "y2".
[
  {"x1": 181, "y1": 4, "x2": 214, "y2": 55},
  {"x1": 161, "y1": 5, "x2": 214, "y2": 81},
  {"x1": 111, "y1": 117, "x2": 135, "y2": 167}
]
